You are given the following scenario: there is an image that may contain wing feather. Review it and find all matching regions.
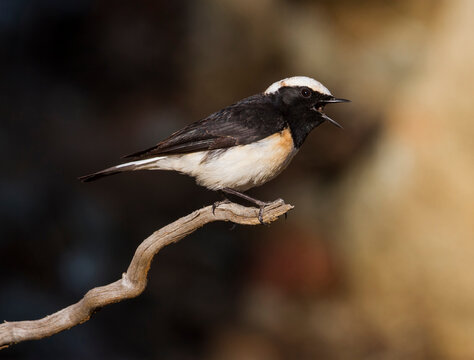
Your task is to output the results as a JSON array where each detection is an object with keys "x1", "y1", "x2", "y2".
[{"x1": 124, "y1": 95, "x2": 285, "y2": 160}]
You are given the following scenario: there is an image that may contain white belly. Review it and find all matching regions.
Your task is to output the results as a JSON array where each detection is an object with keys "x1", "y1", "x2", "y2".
[{"x1": 142, "y1": 128, "x2": 297, "y2": 191}]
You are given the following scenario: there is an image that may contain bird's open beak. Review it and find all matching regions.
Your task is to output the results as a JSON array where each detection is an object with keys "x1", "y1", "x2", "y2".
[
  {"x1": 312, "y1": 97, "x2": 350, "y2": 129},
  {"x1": 319, "y1": 113, "x2": 343, "y2": 129},
  {"x1": 321, "y1": 98, "x2": 351, "y2": 104}
]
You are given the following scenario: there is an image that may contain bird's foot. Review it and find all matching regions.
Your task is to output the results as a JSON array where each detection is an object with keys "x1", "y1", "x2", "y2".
[
  {"x1": 221, "y1": 188, "x2": 278, "y2": 225},
  {"x1": 255, "y1": 200, "x2": 274, "y2": 225},
  {"x1": 212, "y1": 198, "x2": 231, "y2": 215}
]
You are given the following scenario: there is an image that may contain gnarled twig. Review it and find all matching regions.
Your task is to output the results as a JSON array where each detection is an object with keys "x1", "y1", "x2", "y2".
[{"x1": 0, "y1": 199, "x2": 293, "y2": 349}]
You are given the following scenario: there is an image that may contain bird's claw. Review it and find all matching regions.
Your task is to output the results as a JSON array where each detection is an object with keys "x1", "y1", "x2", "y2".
[
  {"x1": 258, "y1": 204, "x2": 272, "y2": 225},
  {"x1": 258, "y1": 206, "x2": 265, "y2": 224},
  {"x1": 212, "y1": 199, "x2": 231, "y2": 215}
]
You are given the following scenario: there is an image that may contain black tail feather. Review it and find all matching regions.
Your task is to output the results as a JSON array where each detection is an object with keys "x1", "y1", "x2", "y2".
[{"x1": 79, "y1": 169, "x2": 122, "y2": 182}]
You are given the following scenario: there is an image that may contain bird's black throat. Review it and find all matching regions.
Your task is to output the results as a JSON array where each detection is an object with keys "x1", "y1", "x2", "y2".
[{"x1": 286, "y1": 109, "x2": 325, "y2": 148}]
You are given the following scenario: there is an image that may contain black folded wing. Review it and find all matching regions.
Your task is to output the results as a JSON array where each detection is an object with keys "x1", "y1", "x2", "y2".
[{"x1": 124, "y1": 95, "x2": 285, "y2": 160}]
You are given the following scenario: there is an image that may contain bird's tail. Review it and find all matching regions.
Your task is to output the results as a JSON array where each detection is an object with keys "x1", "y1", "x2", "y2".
[
  {"x1": 79, "y1": 157, "x2": 164, "y2": 182},
  {"x1": 78, "y1": 166, "x2": 124, "y2": 182}
]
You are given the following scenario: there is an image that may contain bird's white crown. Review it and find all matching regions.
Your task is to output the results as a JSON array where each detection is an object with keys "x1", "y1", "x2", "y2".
[{"x1": 264, "y1": 76, "x2": 332, "y2": 96}]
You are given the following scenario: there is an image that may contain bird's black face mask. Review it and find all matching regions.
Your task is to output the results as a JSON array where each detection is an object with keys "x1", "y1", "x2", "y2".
[{"x1": 279, "y1": 86, "x2": 350, "y2": 129}]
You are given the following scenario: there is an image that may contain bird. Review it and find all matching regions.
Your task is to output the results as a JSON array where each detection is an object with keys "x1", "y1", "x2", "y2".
[{"x1": 80, "y1": 76, "x2": 349, "y2": 223}]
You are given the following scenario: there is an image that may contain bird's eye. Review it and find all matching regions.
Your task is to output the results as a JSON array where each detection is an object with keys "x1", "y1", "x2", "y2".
[{"x1": 301, "y1": 88, "x2": 311, "y2": 98}]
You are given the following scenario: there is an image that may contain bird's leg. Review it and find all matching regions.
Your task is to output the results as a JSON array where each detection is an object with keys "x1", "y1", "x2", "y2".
[
  {"x1": 212, "y1": 190, "x2": 231, "y2": 215},
  {"x1": 212, "y1": 191, "x2": 240, "y2": 230},
  {"x1": 221, "y1": 188, "x2": 272, "y2": 224}
]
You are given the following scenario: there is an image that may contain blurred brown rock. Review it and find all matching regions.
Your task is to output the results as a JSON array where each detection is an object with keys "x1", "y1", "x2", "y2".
[{"x1": 337, "y1": 0, "x2": 474, "y2": 358}]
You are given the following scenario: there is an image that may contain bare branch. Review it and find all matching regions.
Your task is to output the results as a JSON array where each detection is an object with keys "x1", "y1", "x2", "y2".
[{"x1": 0, "y1": 199, "x2": 293, "y2": 350}]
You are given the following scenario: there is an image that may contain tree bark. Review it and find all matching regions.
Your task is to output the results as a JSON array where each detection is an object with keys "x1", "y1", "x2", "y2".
[{"x1": 0, "y1": 199, "x2": 293, "y2": 350}]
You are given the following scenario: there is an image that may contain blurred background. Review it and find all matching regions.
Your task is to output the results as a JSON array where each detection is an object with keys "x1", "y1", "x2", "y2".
[{"x1": 1, "y1": 0, "x2": 473, "y2": 359}]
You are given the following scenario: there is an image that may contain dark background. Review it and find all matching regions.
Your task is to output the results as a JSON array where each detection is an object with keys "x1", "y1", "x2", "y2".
[{"x1": 2, "y1": 1, "x2": 474, "y2": 359}]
